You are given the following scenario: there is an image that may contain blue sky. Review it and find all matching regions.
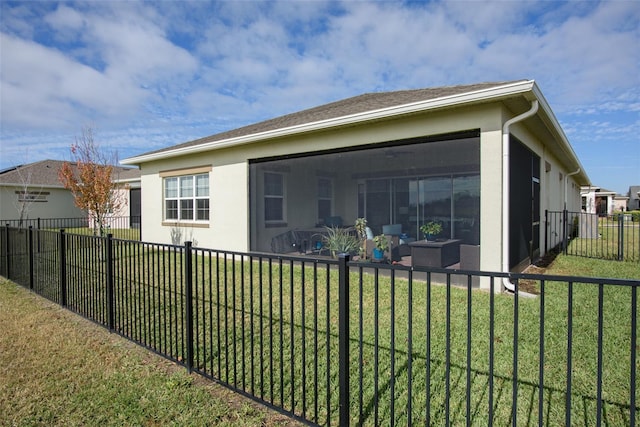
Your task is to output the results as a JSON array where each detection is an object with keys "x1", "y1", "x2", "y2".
[{"x1": 1, "y1": 1, "x2": 638, "y2": 195}]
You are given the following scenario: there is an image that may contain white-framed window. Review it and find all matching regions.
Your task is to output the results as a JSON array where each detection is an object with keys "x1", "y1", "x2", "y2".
[
  {"x1": 164, "y1": 173, "x2": 209, "y2": 222},
  {"x1": 317, "y1": 177, "x2": 333, "y2": 222},
  {"x1": 264, "y1": 172, "x2": 285, "y2": 223}
]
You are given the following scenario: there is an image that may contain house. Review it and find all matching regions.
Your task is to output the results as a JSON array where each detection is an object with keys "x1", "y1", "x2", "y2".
[
  {"x1": 628, "y1": 186, "x2": 640, "y2": 211},
  {"x1": 613, "y1": 195, "x2": 630, "y2": 213},
  {"x1": 580, "y1": 186, "x2": 619, "y2": 216},
  {"x1": 0, "y1": 159, "x2": 141, "y2": 226},
  {"x1": 122, "y1": 80, "x2": 590, "y2": 287},
  {"x1": 0, "y1": 160, "x2": 87, "y2": 222}
]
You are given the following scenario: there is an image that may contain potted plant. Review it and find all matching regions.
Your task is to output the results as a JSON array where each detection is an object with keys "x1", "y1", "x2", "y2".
[
  {"x1": 420, "y1": 221, "x2": 442, "y2": 241},
  {"x1": 322, "y1": 226, "x2": 360, "y2": 258},
  {"x1": 354, "y1": 217, "x2": 368, "y2": 260},
  {"x1": 372, "y1": 234, "x2": 388, "y2": 260}
]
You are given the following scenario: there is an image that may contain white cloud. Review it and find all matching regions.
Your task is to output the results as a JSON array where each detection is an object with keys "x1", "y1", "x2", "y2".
[
  {"x1": 0, "y1": 0, "x2": 638, "y2": 193},
  {"x1": 1, "y1": 2, "x2": 199, "y2": 133},
  {"x1": 0, "y1": 32, "x2": 148, "y2": 128}
]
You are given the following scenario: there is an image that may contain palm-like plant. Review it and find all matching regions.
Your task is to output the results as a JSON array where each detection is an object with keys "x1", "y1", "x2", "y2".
[{"x1": 322, "y1": 226, "x2": 360, "y2": 257}]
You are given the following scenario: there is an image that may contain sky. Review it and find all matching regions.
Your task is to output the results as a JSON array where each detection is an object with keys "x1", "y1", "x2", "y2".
[{"x1": 0, "y1": 1, "x2": 638, "y2": 195}]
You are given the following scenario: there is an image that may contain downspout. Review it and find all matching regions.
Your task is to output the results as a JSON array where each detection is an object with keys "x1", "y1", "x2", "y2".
[
  {"x1": 502, "y1": 100, "x2": 539, "y2": 293},
  {"x1": 564, "y1": 169, "x2": 581, "y2": 210}
]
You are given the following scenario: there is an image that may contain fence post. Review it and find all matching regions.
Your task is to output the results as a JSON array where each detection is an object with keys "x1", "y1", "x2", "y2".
[
  {"x1": 184, "y1": 241, "x2": 194, "y2": 373},
  {"x1": 59, "y1": 229, "x2": 67, "y2": 307},
  {"x1": 618, "y1": 214, "x2": 624, "y2": 261},
  {"x1": 28, "y1": 226, "x2": 34, "y2": 290},
  {"x1": 106, "y1": 233, "x2": 115, "y2": 331},
  {"x1": 338, "y1": 253, "x2": 351, "y2": 427},
  {"x1": 544, "y1": 210, "x2": 549, "y2": 254},
  {"x1": 4, "y1": 224, "x2": 10, "y2": 280},
  {"x1": 562, "y1": 209, "x2": 569, "y2": 255}
]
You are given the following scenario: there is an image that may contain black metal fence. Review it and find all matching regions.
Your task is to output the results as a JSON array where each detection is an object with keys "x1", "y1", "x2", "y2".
[
  {"x1": 546, "y1": 210, "x2": 640, "y2": 262},
  {"x1": 1, "y1": 216, "x2": 141, "y2": 241},
  {"x1": 1, "y1": 225, "x2": 639, "y2": 426}
]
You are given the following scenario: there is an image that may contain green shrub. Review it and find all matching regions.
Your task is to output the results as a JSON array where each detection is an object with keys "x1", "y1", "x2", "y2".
[{"x1": 612, "y1": 210, "x2": 640, "y2": 222}]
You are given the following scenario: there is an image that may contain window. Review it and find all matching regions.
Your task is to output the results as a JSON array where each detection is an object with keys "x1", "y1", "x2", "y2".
[
  {"x1": 317, "y1": 177, "x2": 333, "y2": 221},
  {"x1": 164, "y1": 173, "x2": 209, "y2": 222},
  {"x1": 16, "y1": 191, "x2": 49, "y2": 202},
  {"x1": 264, "y1": 172, "x2": 285, "y2": 223}
]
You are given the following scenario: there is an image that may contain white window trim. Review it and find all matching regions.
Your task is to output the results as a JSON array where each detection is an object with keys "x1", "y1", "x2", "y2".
[
  {"x1": 163, "y1": 173, "x2": 210, "y2": 224},
  {"x1": 264, "y1": 171, "x2": 286, "y2": 224}
]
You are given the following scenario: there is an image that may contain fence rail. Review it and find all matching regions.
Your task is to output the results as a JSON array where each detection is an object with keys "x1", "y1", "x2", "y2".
[
  {"x1": 1, "y1": 216, "x2": 141, "y2": 240},
  {"x1": 1, "y1": 225, "x2": 638, "y2": 426}
]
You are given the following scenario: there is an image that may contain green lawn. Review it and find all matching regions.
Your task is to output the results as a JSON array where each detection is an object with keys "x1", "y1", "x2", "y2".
[
  {"x1": 5, "y1": 238, "x2": 640, "y2": 426},
  {"x1": 567, "y1": 219, "x2": 640, "y2": 261},
  {"x1": 52, "y1": 226, "x2": 140, "y2": 241},
  {"x1": 0, "y1": 277, "x2": 300, "y2": 427}
]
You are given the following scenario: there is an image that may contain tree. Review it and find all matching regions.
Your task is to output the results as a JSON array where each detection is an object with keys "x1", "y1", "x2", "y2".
[
  {"x1": 59, "y1": 127, "x2": 126, "y2": 236},
  {"x1": 11, "y1": 159, "x2": 43, "y2": 228}
]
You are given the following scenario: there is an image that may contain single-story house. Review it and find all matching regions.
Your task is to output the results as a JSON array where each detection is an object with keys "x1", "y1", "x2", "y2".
[
  {"x1": 122, "y1": 80, "x2": 590, "y2": 287},
  {"x1": 0, "y1": 159, "x2": 141, "y2": 227},
  {"x1": 0, "y1": 159, "x2": 87, "y2": 222},
  {"x1": 613, "y1": 195, "x2": 630, "y2": 213},
  {"x1": 581, "y1": 186, "x2": 618, "y2": 216}
]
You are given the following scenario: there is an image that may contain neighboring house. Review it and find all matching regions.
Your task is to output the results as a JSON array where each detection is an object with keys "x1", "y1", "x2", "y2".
[
  {"x1": 613, "y1": 195, "x2": 629, "y2": 213},
  {"x1": 628, "y1": 186, "x2": 640, "y2": 211},
  {"x1": 0, "y1": 159, "x2": 140, "y2": 226},
  {"x1": 122, "y1": 80, "x2": 590, "y2": 286},
  {"x1": 581, "y1": 186, "x2": 618, "y2": 216},
  {"x1": 0, "y1": 160, "x2": 87, "y2": 222}
]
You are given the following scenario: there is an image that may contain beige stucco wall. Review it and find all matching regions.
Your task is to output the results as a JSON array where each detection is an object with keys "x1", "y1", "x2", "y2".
[
  {"x1": 502, "y1": 109, "x2": 582, "y2": 256},
  {"x1": 0, "y1": 185, "x2": 86, "y2": 221}
]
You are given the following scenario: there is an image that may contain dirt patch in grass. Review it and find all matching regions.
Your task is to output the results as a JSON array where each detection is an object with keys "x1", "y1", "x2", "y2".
[{"x1": 519, "y1": 250, "x2": 561, "y2": 294}]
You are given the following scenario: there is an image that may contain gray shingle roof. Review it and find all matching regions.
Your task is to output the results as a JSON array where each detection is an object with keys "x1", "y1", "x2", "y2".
[
  {"x1": 0, "y1": 159, "x2": 139, "y2": 187},
  {"x1": 138, "y1": 80, "x2": 527, "y2": 158}
]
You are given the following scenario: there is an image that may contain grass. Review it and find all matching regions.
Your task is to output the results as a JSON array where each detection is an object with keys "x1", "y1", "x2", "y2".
[
  {"x1": 567, "y1": 218, "x2": 640, "y2": 261},
  {"x1": 3, "y1": 234, "x2": 640, "y2": 426},
  {"x1": 0, "y1": 277, "x2": 300, "y2": 427},
  {"x1": 49, "y1": 226, "x2": 141, "y2": 241}
]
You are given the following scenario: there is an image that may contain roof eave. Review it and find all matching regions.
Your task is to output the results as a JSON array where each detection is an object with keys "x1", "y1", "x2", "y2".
[
  {"x1": 0, "y1": 183, "x2": 65, "y2": 189},
  {"x1": 530, "y1": 82, "x2": 591, "y2": 186},
  {"x1": 122, "y1": 80, "x2": 537, "y2": 165}
]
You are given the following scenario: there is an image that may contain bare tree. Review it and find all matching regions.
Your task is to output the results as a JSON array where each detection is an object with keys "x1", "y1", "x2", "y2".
[
  {"x1": 13, "y1": 165, "x2": 41, "y2": 228},
  {"x1": 59, "y1": 126, "x2": 127, "y2": 236},
  {"x1": 4, "y1": 151, "x2": 45, "y2": 227}
]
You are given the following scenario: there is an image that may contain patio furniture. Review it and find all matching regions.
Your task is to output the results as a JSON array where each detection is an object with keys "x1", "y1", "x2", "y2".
[{"x1": 410, "y1": 239, "x2": 462, "y2": 268}]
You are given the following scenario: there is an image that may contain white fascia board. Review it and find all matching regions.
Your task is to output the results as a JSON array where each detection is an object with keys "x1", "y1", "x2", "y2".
[
  {"x1": 113, "y1": 177, "x2": 141, "y2": 184},
  {"x1": 530, "y1": 82, "x2": 590, "y2": 185},
  {"x1": 122, "y1": 80, "x2": 536, "y2": 165}
]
